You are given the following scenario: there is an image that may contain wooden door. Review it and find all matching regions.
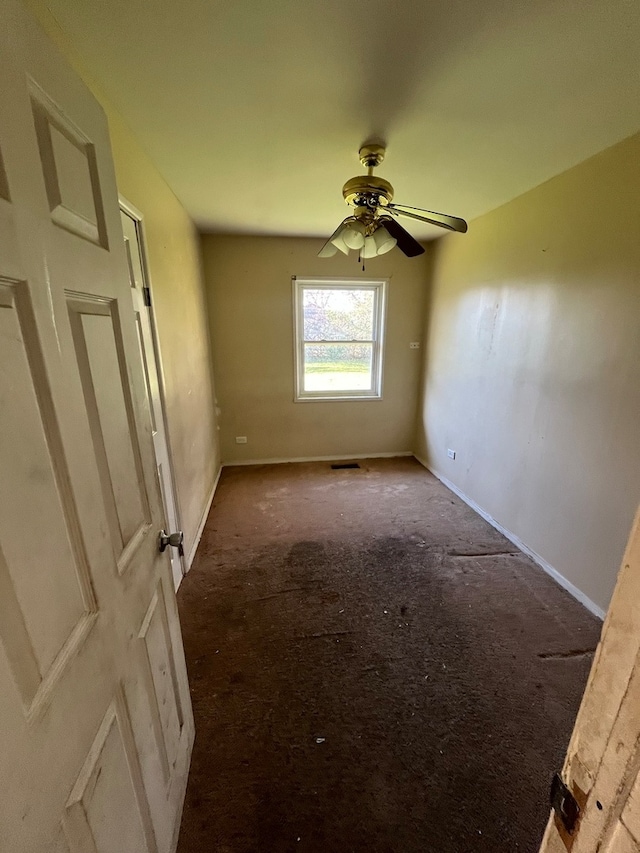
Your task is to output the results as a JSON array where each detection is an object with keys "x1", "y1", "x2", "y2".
[
  {"x1": 539, "y1": 508, "x2": 640, "y2": 852},
  {"x1": 120, "y1": 206, "x2": 184, "y2": 590},
  {"x1": 0, "y1": 1, "x2": 194, "y2": 851}
]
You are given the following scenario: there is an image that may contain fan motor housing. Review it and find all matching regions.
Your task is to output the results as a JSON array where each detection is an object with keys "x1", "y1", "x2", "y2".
[{"x1": 342, "y1": 175, "x2": 394, "y2": 208}]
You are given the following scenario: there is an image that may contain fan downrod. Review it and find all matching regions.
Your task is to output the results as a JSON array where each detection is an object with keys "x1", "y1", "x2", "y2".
[{"x1": 342, "y1": 141, "x2": 393, "y2": 209}]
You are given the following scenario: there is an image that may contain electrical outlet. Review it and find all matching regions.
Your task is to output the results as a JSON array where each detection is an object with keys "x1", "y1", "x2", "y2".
[
  {"x1": 447, "y1": 448, "x2": 456, "y2": 460},
  {"x1": 235, "y1": 436, "x2": 247, "y2": 444},
  {"x1": 409, "y1": 341, "x2": 421, "y2": 350}
]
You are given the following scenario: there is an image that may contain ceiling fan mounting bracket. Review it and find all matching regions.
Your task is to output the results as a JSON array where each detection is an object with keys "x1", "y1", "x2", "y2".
[{"x1": 358, "y1": 144, "x2": 386, "y2": 169}]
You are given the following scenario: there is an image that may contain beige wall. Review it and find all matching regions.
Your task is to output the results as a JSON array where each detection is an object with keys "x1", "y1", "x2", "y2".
[
  {"x1": 203, "y1": 235, "x2": 430, "y2": 463},
  {"x1": 26, "y1": 1, "x2": 221, "y2": 562},
  {"x1": 416, "y1": 132, "x2": 640, "y2": 613}
]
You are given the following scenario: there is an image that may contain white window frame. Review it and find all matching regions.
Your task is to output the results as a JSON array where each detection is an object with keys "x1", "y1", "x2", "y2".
[{"x1": 293, "y1": 277, "x2": 387, "y2": 402}]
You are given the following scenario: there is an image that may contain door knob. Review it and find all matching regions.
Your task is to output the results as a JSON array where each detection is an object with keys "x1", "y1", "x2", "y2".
[{"x1": 159, "y1": 530, "x2": 184, "y2": 556}]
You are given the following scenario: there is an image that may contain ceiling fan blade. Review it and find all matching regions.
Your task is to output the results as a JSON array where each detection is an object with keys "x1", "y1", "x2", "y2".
[
  {"x1": 388, "y1": 203, "x2": 468, "y2": 234},
  {"x1": 318, "y1": 231, "x2": 339, "y2": 257},
  {"x1": 380, "y1": 216, "x2": 425, "y2": 257},
  {"x1": 318, "y1": 219, "x2": 350, "y2": 257}
]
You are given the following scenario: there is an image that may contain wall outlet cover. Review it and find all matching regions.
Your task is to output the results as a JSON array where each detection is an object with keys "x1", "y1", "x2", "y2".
[
  {"x1": 447, "y1": 448, "x2": 456, "y2": 460},
  {"x1": 235, "y1": 436, "x2": 248, "y2": 444}
]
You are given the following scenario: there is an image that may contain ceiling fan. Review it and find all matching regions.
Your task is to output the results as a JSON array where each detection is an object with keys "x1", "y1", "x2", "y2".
[{"x1": 319, "y1": 143, "x2": 467, "y2": 259}]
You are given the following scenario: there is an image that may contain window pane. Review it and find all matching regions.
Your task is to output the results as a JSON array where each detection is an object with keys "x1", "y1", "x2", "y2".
[
  {"x1": 303, "y1": 343, "x2": 373, "y2": 392},
  {"x1": 303, "y1": 288, "x2": 375, "y2": 341}
]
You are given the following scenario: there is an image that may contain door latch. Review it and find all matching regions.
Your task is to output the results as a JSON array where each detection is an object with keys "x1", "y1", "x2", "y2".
[
  {"x1": 159, "y1": 530, "x2": 184, "y2": 557},
  {"x1": 550, "y1": 772, "x2": 581, "y2": 835}
]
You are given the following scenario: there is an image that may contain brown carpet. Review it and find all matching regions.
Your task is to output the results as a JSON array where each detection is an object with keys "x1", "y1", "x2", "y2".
[{"x1": 176, "y1": 457, "x2": 601, "y2": 853}]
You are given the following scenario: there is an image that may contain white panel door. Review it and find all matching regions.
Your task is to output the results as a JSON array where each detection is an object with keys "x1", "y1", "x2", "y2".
[
  {"x1": 539, "y1": 508, "x2": 640, "y2": 853},
  {"x1": 0, "y1": 1, "x2": 194, "y2": 851},
  {"x1": 120, "y1": 208, "x2": 184, "y2": 590}
]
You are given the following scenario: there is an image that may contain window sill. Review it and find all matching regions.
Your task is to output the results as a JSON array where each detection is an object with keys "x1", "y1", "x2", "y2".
[{"x1": 294, "y1": 394, "x2": 384, "y2": 403}]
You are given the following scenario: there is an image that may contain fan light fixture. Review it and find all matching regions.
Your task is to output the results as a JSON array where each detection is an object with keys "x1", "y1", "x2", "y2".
[
  {"x1": 342, "y1": 218, "x2": 366, "y2": 249},
  {"x1": 319, "y1": 143, "x2": 468, "y2": 261},
  {"x1": 321, "y1": 220, "x2": 397, "y2": 259},
  {"x1": 329, "y1": 225, "x2": 349, "y2": 255},
  {"x1": 373, "y1": 222, "x2": 397, "y2": 255}
]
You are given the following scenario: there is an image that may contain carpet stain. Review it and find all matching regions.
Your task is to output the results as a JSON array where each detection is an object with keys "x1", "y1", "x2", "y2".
[{"x1": 177, "y1": 457, "x2": 601, "y2": 853}]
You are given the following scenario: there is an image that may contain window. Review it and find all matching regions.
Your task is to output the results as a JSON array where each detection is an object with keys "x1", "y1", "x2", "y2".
[{"x1": 294, "y1": 278, "x2": 387, "y2": 401}]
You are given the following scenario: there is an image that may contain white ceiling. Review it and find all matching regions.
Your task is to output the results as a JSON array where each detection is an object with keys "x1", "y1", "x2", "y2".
[{"x1": 36, "y1": 0, "x2": 640, "y2": 239}]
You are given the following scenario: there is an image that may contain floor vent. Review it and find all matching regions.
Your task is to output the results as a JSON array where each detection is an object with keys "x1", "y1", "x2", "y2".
[{"x1": 331, "y1": 462, "x2": 361, "y2": 470}]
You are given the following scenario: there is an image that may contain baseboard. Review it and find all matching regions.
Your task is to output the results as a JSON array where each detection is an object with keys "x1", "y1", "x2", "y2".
[
  {"x1": 185, "y1": 465, "x2": 222, "y2": 570},
  {"x1": 222, "y1": 451, "x2": 414, "y2": 467},
  {"x1": 414, "y1": 455, "x2": 606, "y2": 621}
]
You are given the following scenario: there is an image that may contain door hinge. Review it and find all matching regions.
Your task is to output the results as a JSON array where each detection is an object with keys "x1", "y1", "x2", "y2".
[
  {"x1": 550, "y1": 773, "x2": 581, "y2": 836},
  {"x1": 143, "y1": 285, "x2": 151, "y2": 307}
]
